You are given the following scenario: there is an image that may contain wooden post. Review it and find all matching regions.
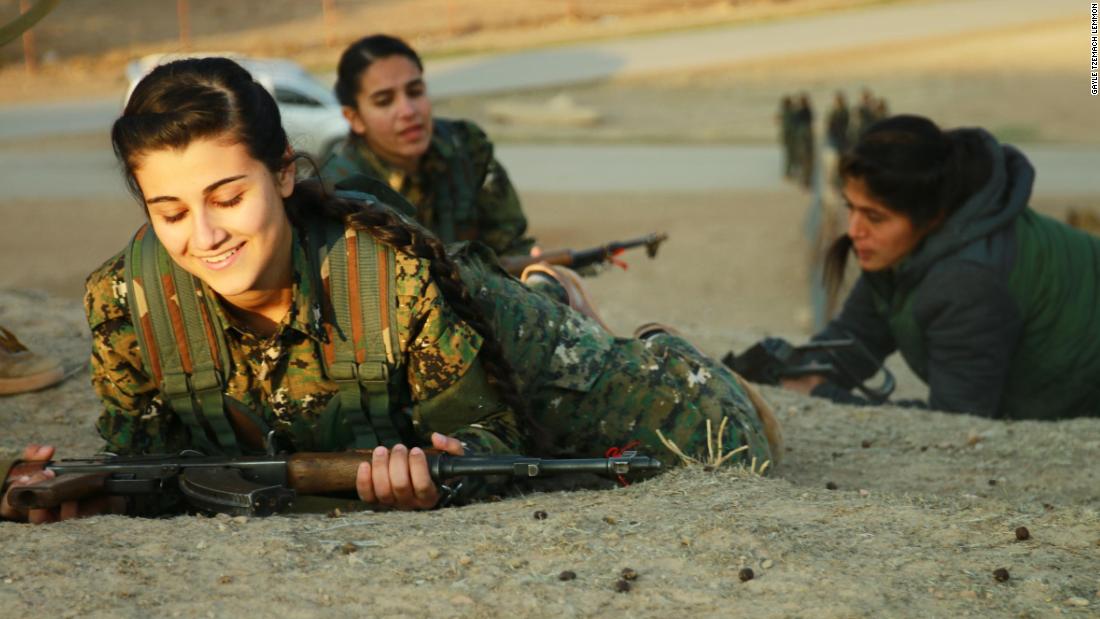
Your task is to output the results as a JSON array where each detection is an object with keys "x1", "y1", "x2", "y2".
[
  {"x1": 19, "y1": 0, "x2": 38, "y2": 75},
  {"x1": 177, "y1": 0, "x2": 191, "y2": 50},
  {"x1": 565, "y1": 0, "x2": 580, "y2": 20},
  {"x1": 447, "y1": 0, "x2": 458, "y2": 37},
  {"x1": 321, "y1": 0, "x2": 336, "y2": 47}
]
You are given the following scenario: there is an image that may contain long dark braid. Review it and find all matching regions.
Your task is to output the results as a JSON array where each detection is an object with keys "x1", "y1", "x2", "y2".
[{"x1": 288, "y1": 181, "x2": 531, "y2": 438}]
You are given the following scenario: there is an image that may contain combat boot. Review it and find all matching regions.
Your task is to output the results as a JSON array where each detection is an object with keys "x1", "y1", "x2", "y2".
[
  {"x1": 520, "y1": 263, "x2": 612, "y2": 333},
  {"x1": 0, "y1": 326, "x2": 65, "y2": 395}
]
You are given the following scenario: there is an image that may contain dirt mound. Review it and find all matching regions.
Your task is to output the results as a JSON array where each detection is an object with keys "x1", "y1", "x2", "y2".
[{"x1": 1, "y1": 285, "x2": 1096, "y2": 618}]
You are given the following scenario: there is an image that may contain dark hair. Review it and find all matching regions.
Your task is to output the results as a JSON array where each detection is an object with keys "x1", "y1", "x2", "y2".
[
  {"x1": 113, "y1": 57, "x2": 289, "y2": 202},
  {"x1": 111, "y1": 57, "x2": 531, "y2": 445},
  {"x1": 823, "y1": 114, "x2": 993, "y2": 293},
  {"x1": 334, "y1": 34, "x2": 423, "y2": 108}
]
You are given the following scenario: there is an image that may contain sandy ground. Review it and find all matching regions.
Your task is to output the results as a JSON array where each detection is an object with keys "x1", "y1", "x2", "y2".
[
  {"x1": 1, "y1": 188, "x2": 1098, "y2": 618},
  {"x1": 2, "y1": 2, "x2": 1099, "y2": 617}
]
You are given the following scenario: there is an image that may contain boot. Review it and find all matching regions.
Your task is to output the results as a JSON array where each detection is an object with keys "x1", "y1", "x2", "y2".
[
  {"x1": 0, "y1": 326, "x2": 65, "y2": 395},
  {"x1": 520, "y1": 263, "x2": 613, "y2": 333}
]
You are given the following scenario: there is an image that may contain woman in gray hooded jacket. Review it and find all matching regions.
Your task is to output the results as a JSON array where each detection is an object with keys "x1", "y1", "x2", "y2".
[{"x1": 784, "y1": 115, "x2": 1100, "y2": 420}]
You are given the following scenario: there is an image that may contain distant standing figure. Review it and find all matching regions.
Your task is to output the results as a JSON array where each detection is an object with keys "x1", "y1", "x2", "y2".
[
  {"x1": 793, "y1": 93, "x2": 815, "y2": 189},
  {"x1": 826, "y1": 91, "x2": 850, "y2": 154},
  {"x1": 778, "y1": 96, "x2": 796, "y2": 180},
  {"x1": 852, "y1": 88, "x2": 878, "y2": 141},
  {"x1": 825, "y1": 91, "x2": 850, "y2": 191},
  {"x1": 873, "y1": 97, "x2": 889, "y2": 123}
]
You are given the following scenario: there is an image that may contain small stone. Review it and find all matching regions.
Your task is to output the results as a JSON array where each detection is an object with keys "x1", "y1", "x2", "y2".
[
  {"x1": 761, "y1": 559, "x2": 774, "y2": 569},
  {"x1": 993, "y1": 568, "x2": 1010, "y2": 582},
  {"x1": 509, "y1": 558, "x2": 528, "y2": 569},
  {"x1": 558, "y1": 570, "x2": 576, "y2": 581},
  {"x1": 218, "y1": 575, "x2": 233, "y2": 585},
  {"x1": 232, "y1": 516, "x2": 248, "y2": 524},
  {"x1": 738, "y1": 568, "x2": 754, "y2": 582},
  {"x1": 861, "y1": 439, "x2": 872, "y2": 449},
  {"x1": 614, "y1": 579, "x2": 631, "y2": 593},
  {"x1": 427, "y1": 549, "x2": 441, "y2": 560},
  {"x1": 450, "y1": 594, "x2": 474, "y2": 606},
  {"x1": 533, "y1": 510, "x2": 548, "y2": 520},
  {"x1": 825, "y1": 481, "x2": 838, "y2": 490},
  {"x1": 326, "y1": 508, "x2": 343, "y2": 518},
  {"x1": 859, "y1": 489, "x2": 870, "y2": 498},
  {"x1": 603, "y1": 515, "x2": 617, "y2": 525},
  {"x1": 620, "y1": 567, "x2": 638, "y2": 581},
  {"x1": 680, "y1": 537, "x2": 692, "y2": 547},
  {"x1": 458, "y1": 555, "x2": 472, "y2": 566},
  {"x1": 196, "y1": 540, "x2": 207, "y2": 550},
  {"x1": 1066, "y1": 597, "x2": 1089, "y2": 607},
  {"x1": 1015, "y1": 526, "x2": 1030, "y2": 541},
  {"x1": 340, "y1": 542, "x2": 358, "y2": 555}
]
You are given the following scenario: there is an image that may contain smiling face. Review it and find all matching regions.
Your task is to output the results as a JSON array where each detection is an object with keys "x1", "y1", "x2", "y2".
[
  {"x1": 342, "y1": 55, "x2": 432, "y2": 172},
  {"x1": 843, "y1": 176, "x2": 932, "y2": 272},
  {"x1": 134, "y1": 138, "x2": 296, "y2": 310}
]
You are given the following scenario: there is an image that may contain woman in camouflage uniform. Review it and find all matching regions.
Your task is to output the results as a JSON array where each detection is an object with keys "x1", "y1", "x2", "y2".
[
  {"x1": 320, "y1": 34, "x2": 534, "y2": 257},
  {"x1": 1, "y1": 58, "x2": 777, "y2": 522}
]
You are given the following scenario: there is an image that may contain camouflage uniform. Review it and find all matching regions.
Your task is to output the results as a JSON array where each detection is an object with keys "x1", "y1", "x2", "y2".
[
  {"x1": 320, "y1": 118, "x2": 535, "y2": 257},
  {"x1": 80, "y1": 215, "x2": 772, "y2": 510}
]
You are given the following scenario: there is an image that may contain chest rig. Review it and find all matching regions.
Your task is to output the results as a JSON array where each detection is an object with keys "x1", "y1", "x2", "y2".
[
  {"x1": 425, "y1": 120, "x2": 477, "y2": 244},
  {"x1": 124, "y1": 214, "x2": 404, "y2": 454}
]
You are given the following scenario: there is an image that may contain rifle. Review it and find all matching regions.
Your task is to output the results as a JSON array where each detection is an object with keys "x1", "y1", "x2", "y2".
[
  {"x1": 499, "y1": 232, "x2": 669, "y2": 277},
  {"x1": 5, "y1": 450, "x2": 662, "y2": 517},
  {"x1": 722, "y1": 337, "x2": 895, "y2": 403}
]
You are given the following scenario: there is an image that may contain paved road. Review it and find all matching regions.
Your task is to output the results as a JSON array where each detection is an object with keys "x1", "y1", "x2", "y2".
[
  {"x1": 0, "y1": 0, "x2": 1077, "y2": 140},
  {"x1": 428, "y1": 0, "x2": 1077, "y2": 97},
  {"x1": 3, "y1": 143, "x2": 1097, "y2": 202}
]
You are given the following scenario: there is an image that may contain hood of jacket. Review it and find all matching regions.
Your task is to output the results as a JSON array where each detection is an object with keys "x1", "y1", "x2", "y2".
[{"x1": 890, "y1": 128, "x2": 1034, "y2": 286}]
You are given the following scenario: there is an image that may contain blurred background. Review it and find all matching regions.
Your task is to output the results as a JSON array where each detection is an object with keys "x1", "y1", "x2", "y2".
[{"x1": 0, "y1": 0, "x2": 1094, "y2": 392}]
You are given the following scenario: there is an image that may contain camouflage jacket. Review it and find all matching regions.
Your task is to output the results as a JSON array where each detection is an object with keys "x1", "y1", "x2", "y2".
[
  {"x1": 319, "y1": 118, "x2": 534, "y2": 256},
  {"x1": 85, "y1": 223, "x2": 613, "y2": 458},
  {"x1": 85, "y1": 226, "x2": 528, "y2": 459}
]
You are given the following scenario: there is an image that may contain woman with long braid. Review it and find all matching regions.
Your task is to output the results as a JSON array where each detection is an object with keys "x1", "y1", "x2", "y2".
[{"x1": 1, "y1": 58, "x2": 778, "y2": 522}]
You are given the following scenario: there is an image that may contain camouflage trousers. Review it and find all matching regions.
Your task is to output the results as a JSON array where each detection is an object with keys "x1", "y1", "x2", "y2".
[{"x1": 528, "y1": 332, "x2": 774, "y2": 469}]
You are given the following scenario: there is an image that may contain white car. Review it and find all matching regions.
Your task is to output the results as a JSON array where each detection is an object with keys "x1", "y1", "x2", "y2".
[{"x1": 125, "y1": 53, "x2": 349, "y2": 161}]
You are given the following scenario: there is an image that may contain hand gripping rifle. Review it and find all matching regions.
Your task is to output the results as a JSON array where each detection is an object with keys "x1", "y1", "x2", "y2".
[
  {"x1": 722, "y1": 337, "x2": 895, "y2": 403},
  {"x1": 499, "y1": 232, "x2": 669, "y2": 277},
  {"x1": 6, "y1": 450, "x2": 662, "y2": 517}
]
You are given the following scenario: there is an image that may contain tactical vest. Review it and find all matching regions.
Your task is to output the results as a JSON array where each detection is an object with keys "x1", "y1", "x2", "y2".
[
  {"x1": 124, "y1": 212, "x2": 406, "y2": 455},
  {"x1": 427, "y1": 119, "x2": 478, "y2": 244}
]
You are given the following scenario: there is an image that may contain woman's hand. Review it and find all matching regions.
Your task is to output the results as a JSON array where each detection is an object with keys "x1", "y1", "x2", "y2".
[
  {"x1": 1, "y1": 444, "x2": 126, "y2": 523},
  {"x1": 780, "y1": 373, "x2": 827, "y2": 395},
  {"x1": 355, "y1": 432, "x2": 465, "y2": 510},
  {"x1": 1, "y1": 444, "x2": 57, "y2": 523}
]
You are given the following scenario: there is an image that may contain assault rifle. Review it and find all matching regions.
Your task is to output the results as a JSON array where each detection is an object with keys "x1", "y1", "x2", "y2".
[
  {"x1": 6, "y1": 450, "x2": 662, "y2": 517},
  {"x1": 722, "y1": 337, "x2": 895, "y2": 403},
  {"x1": 499, "y1": 232, "x2": 669, "y2": 276}
]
